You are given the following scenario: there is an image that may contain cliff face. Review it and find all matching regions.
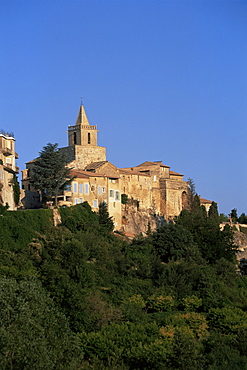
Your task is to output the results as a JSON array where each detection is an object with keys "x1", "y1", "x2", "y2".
[
  {"x1": 234, "y1": 230, "x2": 247, "y2": 260},
  {"x1": 121, "y1": 203, "x2": 166, "y2": 235}
]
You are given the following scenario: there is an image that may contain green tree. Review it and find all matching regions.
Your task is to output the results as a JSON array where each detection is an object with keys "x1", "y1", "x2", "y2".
[
  {"x1": 31, "y1": 143, "x2": 73, "y2": 206},
  {"x1": 208, "y1": 201, "x2": 219, "y2": 223},
  {"x1": 238, "y1": 213, "x2": 247, "y2": 224},
  {"x1": 98, "y1": 201, "x2": 114, "y2": 232},
  {"x1": 152, "y1": 223, "x2": 199, "y2": 263},
  {"x1": 229, "y1": 208, "x2": 238, "y2": 223},
  {"x1": 187, "y1": 177, "x2": 196, "y2": 210},
  {"x1": 12, "y1": 173, "x2": 20, "y2": 206},
  {"x1": 0, "y1": 278, "x2": 83, "y2": 369}
]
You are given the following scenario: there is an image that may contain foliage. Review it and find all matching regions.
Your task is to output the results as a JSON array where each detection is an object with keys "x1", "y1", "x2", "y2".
[
  {"x1": 0, "y1": 278, "x2": 83, "y2": 369},
  {"x1": 152, "y1": 223, "x2": 199, "y2": 263},
  {"x1": 31, "y1": 143, "x2": 73, "y2": 206},
  {"x1": 238, "y1": 213, "x2": 247, "y2": 224},
  {"x1": 0, "y1": 203, "x2": 246, "y2": 368},
  {"x1": 12, "y1": 173, "x2": 20, "y2": 206},
  {"x1": 121, "y1": 193, "x2": 128, "y2": 204},
  {"x1": 97, "y1": 201, "x2": 114, "y2": 232},
  {"x1": 219, "y1": 213, "x2": 229, "y2": 222},
  {"x1": 208, "y1": 201, "x2": 219, "y2": 223},
  {"x1": 0, "y1": 203, "x2": 9, "y2": 215},
  {"x1": 230, "y1": 208, "x2": 238, "y2": 223}
]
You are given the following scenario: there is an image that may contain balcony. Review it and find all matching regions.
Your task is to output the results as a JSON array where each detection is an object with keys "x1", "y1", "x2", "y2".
[
  {"x1": 1, "y1": 148, "x2": 12, "y2": 156},
  {"x1": 3, "y1": 163, "x2": 19, "y2": 173}
]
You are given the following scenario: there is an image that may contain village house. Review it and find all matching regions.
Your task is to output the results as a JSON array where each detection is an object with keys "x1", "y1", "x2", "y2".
[
  {"x1": 21, "y1": 105, "x2": 211, "y2": 231},
  {"x1": 0, "y1": 130, "x2": 19, "y2": 210}
]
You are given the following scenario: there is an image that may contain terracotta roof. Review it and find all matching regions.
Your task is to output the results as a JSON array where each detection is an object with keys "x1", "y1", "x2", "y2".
[
  {"x1": 200, "y1": 198, "x2": 212, "y2": 204},
  {"x1": 71, "y1": 169, "x2": 120, "y2": 179},
  {"x1": 136, "y1": 161, "x2": 170, "y2": 168},
  {"x1": 170, "y1": 170, "x2": 183, "y2": 176},
  {"x1": 71, "y1": 170, "x2": 106, "y2": 178},
  {"x1": 119, "y1": 168, "x2": 150, "y2": 176},
  {"x1": 85, "y1": 161, "x2": 108, "y2": 170}
]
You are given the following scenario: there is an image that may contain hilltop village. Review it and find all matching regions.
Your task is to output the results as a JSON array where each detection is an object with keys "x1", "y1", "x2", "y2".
[{"x1": 1, "y1": 106, "x2": 212, "y2": 233}]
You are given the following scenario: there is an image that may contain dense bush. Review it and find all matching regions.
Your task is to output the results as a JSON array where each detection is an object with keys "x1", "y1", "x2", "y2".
[{"x1": 0, "y1": 203, "x2": 246, "y2": 368}]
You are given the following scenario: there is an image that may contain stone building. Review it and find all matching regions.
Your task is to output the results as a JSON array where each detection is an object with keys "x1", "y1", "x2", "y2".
[
  {"x1": 22, "y1": 105, "x2": 207, "y2": 231},
  {"x1": 0, "y1": 130, "x2": 19, "y2": 210}
]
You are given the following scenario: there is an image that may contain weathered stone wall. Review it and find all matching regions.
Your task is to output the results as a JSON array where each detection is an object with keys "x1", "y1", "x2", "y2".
[
  {"x1": 121, "y1": 203, "x2": 165, "y2": 235},
  {"x1": 160, "y1": 178, "x2": 188, "y2": 219},
  {"x1": 60, "y1": 145, "x2": 106, "y2": 169}
]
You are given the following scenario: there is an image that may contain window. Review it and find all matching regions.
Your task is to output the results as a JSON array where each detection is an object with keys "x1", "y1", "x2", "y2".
[
  {"x1": 115, "y1": 191, "x2": 120, "y2": 200},
  {"x1": 102, "y1": 187, "x2": 105, "y2": 193},
  {"x1": 73, "y1": 132, "x2": 77, "y2": 144},
  {"x1": 93, "y1": 200, "x2": 98, "y2": 208},
  {"x1": 75, "y1": 198, "x2": 79, "y2": 204},
  {"x1": 79, "y1": 184, "x2": 83, "y2": 193},
  {"x1": 88, "y1": 132, "x2": 91, "y2": 144},
  {"x1": 85, "y1": 183, "x2": 89, "y2": 194},
  {"x1": 73, "y1": 182, "x2": 78, "y2": 193},
  {"x1": 110, "y1": 190, "x2": 114, "y2": 198},
  {"x1": 65, "y1": 184, "x2": 72, "y2": 191},
  {"x1": 80, "y1": 198, "x2": 83, "y2": 203},
  {"x1": 153, "y1": 175, "x2": 157, "y2": 182},
  {"x1": 98, "y1": 186, "x2": 101, "y2": 194},
  {"x1": 91, "y1": 185, "x2": 95, "y2": 191},
  {"x1": 110, "y1": 179, "x2": 115, "y2": 183}
]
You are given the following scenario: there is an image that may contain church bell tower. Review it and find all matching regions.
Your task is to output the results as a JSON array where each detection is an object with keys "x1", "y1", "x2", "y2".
[
  {"x1": 62, "y1": 104, "x2": 106, "y2": 169},
  {"x1": 68, "y1": 105, "x2": 98, "y2": 147}
]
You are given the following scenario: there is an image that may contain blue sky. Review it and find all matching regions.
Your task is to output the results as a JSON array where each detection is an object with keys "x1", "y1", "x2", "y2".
[{"x1": 1, "y1": 0, "x2": 247, "y2": 216}]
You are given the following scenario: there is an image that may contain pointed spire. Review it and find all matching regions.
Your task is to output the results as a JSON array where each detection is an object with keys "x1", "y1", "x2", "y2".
[{"x1": 75, "y1": 105, "x2": 90, "y2": 126}]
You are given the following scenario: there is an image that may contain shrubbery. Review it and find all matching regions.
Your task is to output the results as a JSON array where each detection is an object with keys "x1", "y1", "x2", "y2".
[{"x1": 0, "y1": 202, "x2": 246, "y2": 368}]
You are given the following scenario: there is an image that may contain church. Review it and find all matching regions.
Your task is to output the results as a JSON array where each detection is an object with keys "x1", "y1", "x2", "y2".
[{"x1": 22, "y1": 105, "x2": 207, "y2": 233}]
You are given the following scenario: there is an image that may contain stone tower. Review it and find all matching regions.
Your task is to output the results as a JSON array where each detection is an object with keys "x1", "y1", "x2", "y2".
[
  {"x1": 68, "y1": 105, "x2": 98, "y2": 146},
  {"x1": 60, "y1": 105, "x2": 106, "y2": 169}
]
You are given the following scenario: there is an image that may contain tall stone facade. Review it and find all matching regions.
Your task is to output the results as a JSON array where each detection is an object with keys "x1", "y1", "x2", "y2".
[
  {"x1": 0, "y1": 131, "x2": 19, "y2": 210},
  {"x1": 22, "y1": 104, "x2": 200, "y2": 232},
  {"x1": 59, "y1": 105, "x2": 106, "y2": 169}
]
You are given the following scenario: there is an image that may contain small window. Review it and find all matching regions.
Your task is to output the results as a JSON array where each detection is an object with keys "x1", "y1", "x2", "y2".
[
  {"x1": 91, "y1": 185, "x2": 95, "y2": 191},
  {"x1": 73, "y1": 182, "x2": 78, "y2": 193},
  {"x1": 98, "y1": 186, "x2": 101, "y2": 194},
  {"x1": 102, "y1": 187, "x2": 105, "y2": 193},
  {"x1": 115, "y1": 191, "x2": 120, "y2": 200},
  {"x1": 85, "y1": 183, "x2": 89, "y2": 194},
  {"x1": 80, "y1": 198, "x2": 83, "y2": 203},
  {"x1": 110, "y1": 190, "x2": 114, "y2": 198},
  {"x1": 88, "y1": 132, "x2": 91, "y2": 144},
  {"x1": 153, "y1": 175, "x2": 157, "y2": 182},
  {"x1": 75, "y1": 198, "x2": 79, "y2": 204},
  {"x1": 93, "y1": 200, "x2": 98, "y2": 208},
  {"x1": 79, "y1": 184, "x2": 83, "y2": 193},
  {"x1": 74, "y1": 132, "x2": 77, "y2": 145},
  {"x1": 65, "y1": 184, "x2": 72, "y2": 191}
]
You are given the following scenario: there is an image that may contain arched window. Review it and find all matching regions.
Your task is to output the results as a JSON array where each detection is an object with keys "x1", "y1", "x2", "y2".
[
  {"x1": 88, "y1": 132, "x2": 91, "y2": 144},
  {"x1": 73, "y1": 132, "x2": 77, "y2": 145}
]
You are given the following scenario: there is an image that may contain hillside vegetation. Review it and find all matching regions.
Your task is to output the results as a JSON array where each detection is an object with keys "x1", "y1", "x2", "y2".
[{"x1": 0, "y1": 202, "x2": 247, "y2": 369}]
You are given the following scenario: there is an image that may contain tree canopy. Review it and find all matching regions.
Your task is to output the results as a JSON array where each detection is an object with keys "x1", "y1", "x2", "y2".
[
  {"x1": 0, "y1": 203, "x2": 246, "y2": 368},
  {"x1": 31, "y1": 143, "x2": 73, "y2": 206}
]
